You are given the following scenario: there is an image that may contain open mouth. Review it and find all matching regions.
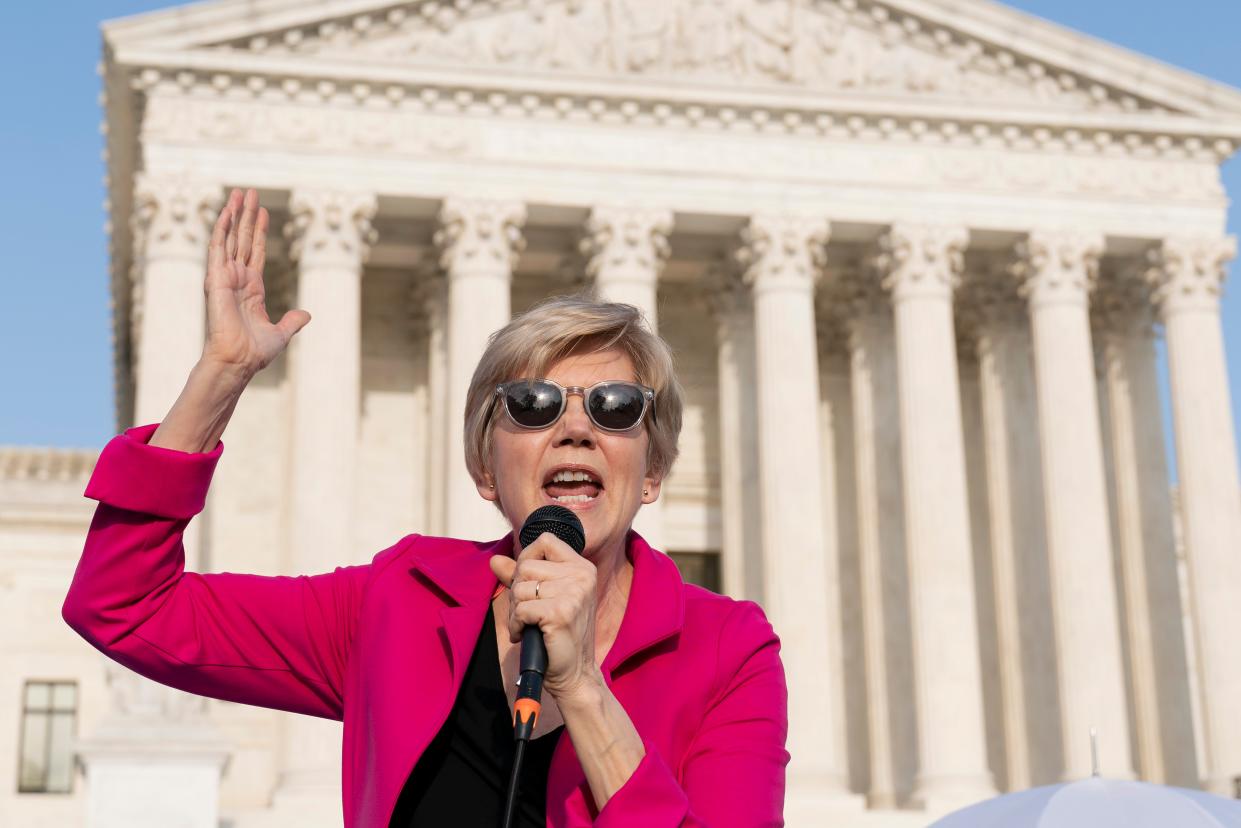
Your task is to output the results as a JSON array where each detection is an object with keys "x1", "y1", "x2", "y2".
[{"x1": 542, "y1": 469, "x2": 603, "y2": 506}]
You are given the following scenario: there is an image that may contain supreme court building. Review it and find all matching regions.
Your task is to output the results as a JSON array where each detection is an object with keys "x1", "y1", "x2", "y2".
[{"x1": 5, "y1": 0, "x2": 1241, "y2": 825}]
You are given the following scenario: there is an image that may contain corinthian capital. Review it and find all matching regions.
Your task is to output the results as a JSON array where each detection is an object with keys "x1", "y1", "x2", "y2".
[
  {"x1": 876, "y1": 223, "x2": 968, "y2": 302},
  {"x1": 285, "y1": 189, "x2": 378, "y2": 270},
  {"x1": 703, "y1": 261, "x2": 748, "y2": 335},
  {"x1": 435, "y1": 198, "x2": 526, "y2": 276},
  {"x1": 735, "y1": 214, "x2": 830, "y2": 294},
  {"x1": 1013, "y1": 229, "x2": 1104, "y2": 308},
  {"x1": 581, "y1": 206, "x2": 673, "y2": 283},
  {"x1": 1092, "y1": 264, "x2": 1157, "y2": 341},
  {"x1": 1146, "y1": 235, "x2": 1237, "y2": 316},
  {"x1": 132, "y1": 172, "x2": 223, "y2": 261}
]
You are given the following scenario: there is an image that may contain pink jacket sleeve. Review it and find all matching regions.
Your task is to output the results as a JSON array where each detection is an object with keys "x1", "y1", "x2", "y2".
[
  {"x1": 62, "y1": 422, "x2": 372, "y2": 721},
  {"x1": 594, "y1": 601, "x2": 790, "y2": 827}
]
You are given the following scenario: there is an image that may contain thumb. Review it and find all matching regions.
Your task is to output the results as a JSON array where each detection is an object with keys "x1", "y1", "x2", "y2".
[
  {"x1": 489, "y1": 554, "x2": 516, "y2": 586},
  {"x1": 276, "y1": 309, "x2": 311, "y2": 339}
]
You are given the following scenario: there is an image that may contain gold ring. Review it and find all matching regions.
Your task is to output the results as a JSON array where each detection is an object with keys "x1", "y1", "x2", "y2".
[{"x1": 534, "y1": 580, "x2": 541, "y2": 599}]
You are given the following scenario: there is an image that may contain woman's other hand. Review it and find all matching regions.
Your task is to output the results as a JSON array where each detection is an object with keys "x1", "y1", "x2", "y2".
[
  {"x1": 202, "y1": 188, "x2": 311, "y2": 383},
  {"x1": 489, "y1": 533, "x2": 604, "y2": 701}
]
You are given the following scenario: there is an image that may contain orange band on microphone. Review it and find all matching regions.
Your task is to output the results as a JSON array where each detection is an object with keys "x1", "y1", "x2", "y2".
[{"x1": 513, "y1": 698, "x2": 541, "y2": 728}]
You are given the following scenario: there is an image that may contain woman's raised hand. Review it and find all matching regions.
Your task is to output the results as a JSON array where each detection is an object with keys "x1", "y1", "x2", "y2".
[{"x1": 201, "y1": 188, "x2": 311, "y2": 383}]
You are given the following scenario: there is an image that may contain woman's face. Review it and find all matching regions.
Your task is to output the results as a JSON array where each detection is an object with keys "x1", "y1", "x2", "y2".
[{"x1": 477, "y1": 347, "x2": 662, "y2": 559}]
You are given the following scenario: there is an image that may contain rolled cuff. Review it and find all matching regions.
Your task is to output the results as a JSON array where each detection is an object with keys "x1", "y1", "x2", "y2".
[
  {"x1": 83, "y1": 423, "x2": 224, "y2": 520},
  {"x1": 594, "y1": 739, "x2": 690, "y2": 827}
]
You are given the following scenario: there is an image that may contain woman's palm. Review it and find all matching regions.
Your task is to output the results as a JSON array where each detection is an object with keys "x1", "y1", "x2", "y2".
[{"x1": 203, "y1": 188, "x2": 310, "y2": 379}]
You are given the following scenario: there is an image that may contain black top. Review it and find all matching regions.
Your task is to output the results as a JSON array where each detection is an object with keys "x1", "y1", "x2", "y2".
[{"x1": 389, "y1": 604, "x2": 565, "y2": 827}]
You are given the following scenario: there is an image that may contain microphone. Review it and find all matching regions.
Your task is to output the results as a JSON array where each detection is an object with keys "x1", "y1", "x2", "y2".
[{"x1": 512, "y1": 505, "x2": 585, "y2": 742}]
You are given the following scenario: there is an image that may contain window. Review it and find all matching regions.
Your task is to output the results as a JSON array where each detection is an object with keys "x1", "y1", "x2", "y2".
[
  {"x1": 669, "y1": 551, "x2": 721, "y2": 594},
  {"x1": 17, "y1": 680, "x2": 76, "y2": 794}
]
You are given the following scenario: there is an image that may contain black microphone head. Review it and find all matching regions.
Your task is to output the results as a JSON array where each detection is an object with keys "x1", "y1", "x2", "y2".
[{"x1": 519, "y1": 505, "x2": 586, "y2": 554}]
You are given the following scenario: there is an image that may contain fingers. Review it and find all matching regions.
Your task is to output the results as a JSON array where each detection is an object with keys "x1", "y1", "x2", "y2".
[
  {"x1": 509, "y1": 558, "x2": 561, "y2": 587},
  {"x1": 510, "y1": 578, "x2": 554, "y2": 602},
  {"x1": 236, "y1": 188, "x2": 258, "y2": 264},
  {"x1": 250, "y1": 206, "x2": 269, "y2": 271},
  {"x1": 208, "y1": 206, "x2": 232, "y2": 276},
  {"x1": 518, "y1": 532, "x2": 582, "y2": 564},
  {"x1": 489, "y1": 554, "x2": 517, "y2": 585},
  {"x1": 223, "y1": 188, "x2": 243, "y2": 260},
  {"x1": 274, "y1": 309, "x2": 312, "y2": 342}
]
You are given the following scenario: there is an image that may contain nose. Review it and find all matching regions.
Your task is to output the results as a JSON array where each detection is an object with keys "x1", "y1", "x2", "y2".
[{"x1": 553, "y1": 391, "x2": 596, "y2": 448}]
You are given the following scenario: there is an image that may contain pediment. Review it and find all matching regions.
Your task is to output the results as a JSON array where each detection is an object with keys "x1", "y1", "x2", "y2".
[{"x1": 105, "y1": 0, "x2": 1241, "y2": 121}]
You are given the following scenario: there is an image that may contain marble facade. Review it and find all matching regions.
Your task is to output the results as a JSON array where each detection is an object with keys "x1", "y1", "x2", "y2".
[{"x1": 4, "y1": 0, "x2": 1241, "y2": 825}]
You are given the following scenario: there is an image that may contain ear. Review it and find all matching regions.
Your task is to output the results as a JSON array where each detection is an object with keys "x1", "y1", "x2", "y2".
[
  {"x1": 476, "y1": 471, "x2": 499, "y2": 503},
  {"x1": 641, "y1": 471, "x2": 662, "y2": 504}
]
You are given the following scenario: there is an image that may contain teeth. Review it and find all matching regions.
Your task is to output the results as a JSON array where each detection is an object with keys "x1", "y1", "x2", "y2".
[
  {"x1": 552, "y1": 494, "x2": 596, "y2": 503},
  {"x1": 550, "y1": 470, "x2": 598, "y2": 484}
]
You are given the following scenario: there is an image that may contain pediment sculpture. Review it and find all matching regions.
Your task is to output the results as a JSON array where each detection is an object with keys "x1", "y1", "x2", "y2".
[{"x1": 234, "y1": 0, "x2": 1159, "y2": 113}]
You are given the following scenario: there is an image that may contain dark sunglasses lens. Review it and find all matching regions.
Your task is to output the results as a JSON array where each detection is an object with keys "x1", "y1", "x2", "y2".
[
  {"x1": 505, "y1": 381, "x2": 562, "y2": 427},
  {"x1": 588, "y1": 384, "x2": 646, "y2": 430}
]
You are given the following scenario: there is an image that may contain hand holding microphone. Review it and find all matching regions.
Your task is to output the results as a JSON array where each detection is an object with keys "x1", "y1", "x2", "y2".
[{"x1": 488, "y1": 506, "x2": 597, "y2": 738}]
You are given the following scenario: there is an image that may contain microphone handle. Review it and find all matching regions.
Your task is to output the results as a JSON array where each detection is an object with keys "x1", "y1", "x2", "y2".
[{"x1": 512, "y1": 624, "x2": 546, "y2": 742}]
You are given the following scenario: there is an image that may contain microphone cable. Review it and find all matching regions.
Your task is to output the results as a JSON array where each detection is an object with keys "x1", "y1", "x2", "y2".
[{"x1": 501, "y1": 505, "x2": 585, "y2": 828}]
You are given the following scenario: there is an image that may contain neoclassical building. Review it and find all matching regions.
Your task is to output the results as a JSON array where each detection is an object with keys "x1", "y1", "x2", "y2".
[{"x1": 4, "y1": 0, "x2": 1241, "y2": 825}]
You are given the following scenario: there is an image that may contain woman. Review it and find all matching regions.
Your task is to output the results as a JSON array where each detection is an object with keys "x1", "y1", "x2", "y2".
[{"x1": 62, "y1": 189, "x2": 789, "y2": 826}]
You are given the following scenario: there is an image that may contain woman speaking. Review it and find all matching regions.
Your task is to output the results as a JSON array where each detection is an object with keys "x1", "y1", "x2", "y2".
[{"x1": 62, "y1": 188, "x2": 789, "y2": 826}]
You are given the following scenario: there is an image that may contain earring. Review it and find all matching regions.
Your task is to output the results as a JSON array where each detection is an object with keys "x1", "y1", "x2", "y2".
[
  {"x1": 489, "y1": 483, "x2": 495, "y2": 489},
  {"x1": 644, "y1": 489, "x2": 649, "y2": 496}
]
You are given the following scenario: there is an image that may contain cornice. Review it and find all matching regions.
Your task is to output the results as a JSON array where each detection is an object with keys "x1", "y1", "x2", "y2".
[
  {"x1": 101, "y1": 0, "x2": 1241, "y2": 121},
  {"x1": 0, "y1": 446, "x2": 99, "y2": 483},
  {"x1": 114, "y1": 47, "x2": 1241, "y2": 162}
]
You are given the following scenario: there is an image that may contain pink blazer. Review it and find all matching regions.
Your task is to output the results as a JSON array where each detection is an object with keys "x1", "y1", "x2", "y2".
[{"x1": 62, "y1": 423, "x2": 789, "y2": 827}]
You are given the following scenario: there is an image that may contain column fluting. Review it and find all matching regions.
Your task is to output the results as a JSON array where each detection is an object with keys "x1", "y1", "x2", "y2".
[
  {"x1": 705, "y1": 267, "x2": 763, "y2": 602},
  {"x1": 280, "y1": 187, "x2": 377, "y2": 796},
  {"x1": 581, "y1": 205, "x2": 672, "y2": 549},
  {"x1": 1093, "y1": 272, "x2": 1197, "y2": 786},
  {"x1": 972, "y1": 280, "x2": 1059, "y2": 789},
  {"x1": 1146, "y1": 236, "x2": 1241, "y2": 794},
  {"x1": 435, "y1": 198, "x2": 526, "y2": 540},
  {"x1": 738, "y1": 215, "x2": 852, "y2": 814},
  {"x1": 1015, "y1": 229, "x2": 1133, "y2": 779},
  {"x1": 877, "y1": 223, "x2": 996, "y2": 810}
]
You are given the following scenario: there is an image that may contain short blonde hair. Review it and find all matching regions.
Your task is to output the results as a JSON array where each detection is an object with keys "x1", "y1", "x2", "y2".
[{"x1": 463, "y1": 293, "x2": 684, "y2": 487}]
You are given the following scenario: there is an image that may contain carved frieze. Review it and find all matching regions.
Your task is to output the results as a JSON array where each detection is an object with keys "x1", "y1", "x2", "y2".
[
  {"x1": 223, "y1": 0, "x2": 1163, "y2": 116},
  {"x1": 131, "y1": 82, "x2": 1231, "y2": 207}
]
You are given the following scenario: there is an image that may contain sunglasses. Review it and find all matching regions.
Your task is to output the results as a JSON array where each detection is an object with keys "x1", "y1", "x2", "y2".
[{"x1": 493, "y1": 378, "x2": 657, "y2": 433}]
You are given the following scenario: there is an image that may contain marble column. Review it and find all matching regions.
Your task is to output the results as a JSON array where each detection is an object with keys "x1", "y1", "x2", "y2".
[
  {"x1": 737, "y1": 215, "x2": 854, "y2": 816},
  {"x1": 844, "y1": 281, "x2": 908, "y2": 809},
  {"x1": 973, "y1": 283, "x2": 1059, "y2": 789},
  {"x1": 581, "y1": 205, "x2": 671, "y2": 327},
  {"x1": 582, "y1": 206, "x2": 673, "y2": 550},
  {"x1": 276, "y1": 188, "x2": 376, "y2": 806},
  {"x1": 705, "y1": 267, "x2": 763, "y2": 602},
  {"x1": 435, "y1": 198, "x2": 526, "y2": 540},
  {"x1": 411, "y1": 274, "x2": 449, "y2": 535},
  {"x1": 75, "y1": 173, "x2": 230, "y2": 828},
  {"x1": 1147, "y1": 236, "x2": 1241, "y2": 795},
  {"x1": 1015, "y1": 230, "x2": 1133, "y2": 779},
  {"x1": 1093, "y1": 273, "x2": 1197, "y2": 786},
  {"x1": 130, "y1": 173, "x2": 223, "y2": 570},
  {"x1": 876, "y1": 223, "x2": 996, "y2": 810}
]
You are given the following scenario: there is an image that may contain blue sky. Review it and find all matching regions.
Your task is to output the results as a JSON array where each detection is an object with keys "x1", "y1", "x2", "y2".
[{"x1": 3, "y1": 1, "x2": 1239, "y2": 479}]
